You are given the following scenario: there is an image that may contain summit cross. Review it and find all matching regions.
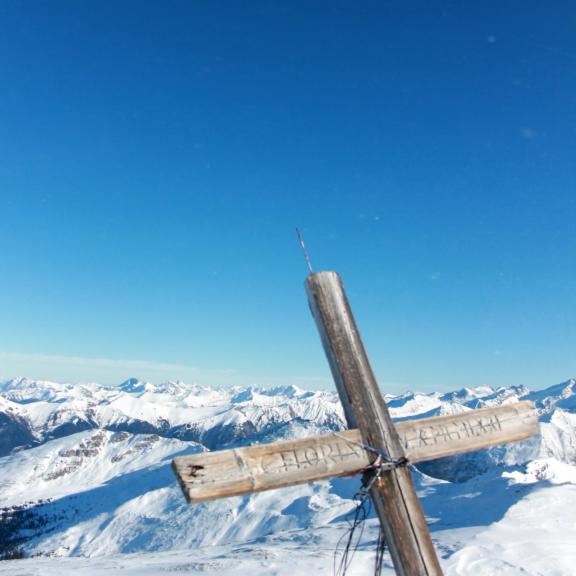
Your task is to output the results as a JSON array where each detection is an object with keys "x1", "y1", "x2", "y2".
[{"x1": 173, "y1": 271, "x2": 539, "y2": 576}]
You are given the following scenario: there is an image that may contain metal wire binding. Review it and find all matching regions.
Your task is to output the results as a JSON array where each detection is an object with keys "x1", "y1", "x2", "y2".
[{"x1": 333, "y1": 432, "x2": 409, "y2": 474}]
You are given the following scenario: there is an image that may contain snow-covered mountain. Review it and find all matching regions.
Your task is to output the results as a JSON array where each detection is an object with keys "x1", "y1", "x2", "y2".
[
  {"x1": 0, "y1": 377, "x2": 345, "y2": 450},
  {"x1": 1, "y1": 376, "x2": 575, "y2": 574},
  {"x1": 0, "y1": 395, "x2": 37, "y2": 456}
]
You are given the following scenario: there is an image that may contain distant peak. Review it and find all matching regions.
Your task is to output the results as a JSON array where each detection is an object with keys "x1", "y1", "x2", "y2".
[
  {"x1": 117, "y1": 378, "x2": 194, "y2": 396},
  {"x1": 263, "y1": 384, "x2": 308, "y2": 398},
  {"x1": 440, "y1": 385, "x2": 494, "y2": 403},
  {"x1": 117, "y1": 378, "x2": 148, "y2": 393}
]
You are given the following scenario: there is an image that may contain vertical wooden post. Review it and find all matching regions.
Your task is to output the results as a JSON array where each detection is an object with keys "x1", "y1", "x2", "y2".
[{"x1": 306, "y1": 271, "x2": 443, "y2": 576}]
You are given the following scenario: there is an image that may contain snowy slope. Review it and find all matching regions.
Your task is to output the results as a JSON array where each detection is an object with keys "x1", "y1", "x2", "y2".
[
  {"x1": 444, "y1": 460, "x2": 576, "y2": 575},
  {"x1": 1, "y1": 377, "x2": 576, "y2": 574},
  {"x1": 0, "y1": 428, "x2": 354, "y2": 558},
  {"x1": 0, "y1": 457, "x2": 575, "y2": 575}
]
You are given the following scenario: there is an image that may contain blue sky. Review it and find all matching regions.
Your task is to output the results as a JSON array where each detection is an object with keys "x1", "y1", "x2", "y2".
[{"x1": 0, "y1": 1, "x2": 574, "y2": 393}]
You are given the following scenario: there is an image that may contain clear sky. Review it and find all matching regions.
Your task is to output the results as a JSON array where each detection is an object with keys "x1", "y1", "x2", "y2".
[{"x1": 0, "y1": 1, "x2": 574, "y2": 393}]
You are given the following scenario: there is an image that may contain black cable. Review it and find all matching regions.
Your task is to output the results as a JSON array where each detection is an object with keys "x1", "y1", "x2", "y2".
[
  {"x1": 374, "y1": 527, "x2": 387, "y2": 575},
  {"x1": 334, "y1": 489, "x2": 372, "y2": 576},
  {"x1": 334, "y1": 467, "x2": 393, "y2": 576}
]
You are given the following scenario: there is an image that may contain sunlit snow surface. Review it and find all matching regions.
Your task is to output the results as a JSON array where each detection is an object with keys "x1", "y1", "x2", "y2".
[
  {"x1": 1, "y1": 377, "x2": 576, "y2": 575},
  {"x1": 2, "y1": 465, "x2": 576, "y2": 576}
]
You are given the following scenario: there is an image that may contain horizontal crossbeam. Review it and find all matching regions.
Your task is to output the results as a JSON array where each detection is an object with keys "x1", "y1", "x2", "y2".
[{"x1": 173, "y1": 400, "x2": 538, "y2": 503}]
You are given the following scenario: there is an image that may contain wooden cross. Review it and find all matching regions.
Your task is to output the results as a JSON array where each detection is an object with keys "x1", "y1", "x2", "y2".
[{"x1": 173, "y1": 271, "x2": 539, "y2": 576}]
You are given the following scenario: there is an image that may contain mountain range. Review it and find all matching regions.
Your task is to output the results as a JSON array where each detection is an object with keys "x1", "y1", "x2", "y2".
[{"x1": 1, "y1": 376, "x2": 575, "y2": 574}]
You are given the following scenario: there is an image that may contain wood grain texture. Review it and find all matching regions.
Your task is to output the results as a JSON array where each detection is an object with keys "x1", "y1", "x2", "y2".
[
  {"x1": 397, "y1": 400, "x2": 538, "y2": 462},
  {"x1": 172, "y1": 401, "x2": 538, "y2": 503},
  {"x1": 306, "y1": 271, "x2": 443, "y2": 576},
  {"x1": 173, "y1": 429, "x2": 365, "y2": 504}
]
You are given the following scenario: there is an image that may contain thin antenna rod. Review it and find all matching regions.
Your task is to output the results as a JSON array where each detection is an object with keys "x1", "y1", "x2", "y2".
[{"x1": 295, "y1": 228, "x2": 314, "y2": 274}]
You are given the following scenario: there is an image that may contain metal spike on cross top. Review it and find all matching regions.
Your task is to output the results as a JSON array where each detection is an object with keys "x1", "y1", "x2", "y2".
[{"x1": 172, "y1": 263, "x2": 539, "y2": 576}]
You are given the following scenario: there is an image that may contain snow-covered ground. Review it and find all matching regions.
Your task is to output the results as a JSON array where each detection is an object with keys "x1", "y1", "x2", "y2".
[{"x1": 1, "y1": 377, "x2": 575, "y2": 574}]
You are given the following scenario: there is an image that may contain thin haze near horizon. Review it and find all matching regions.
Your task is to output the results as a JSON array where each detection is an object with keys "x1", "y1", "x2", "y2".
[{"x1": 0, "y1": 1, "x2": 574, "y2": 394}]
